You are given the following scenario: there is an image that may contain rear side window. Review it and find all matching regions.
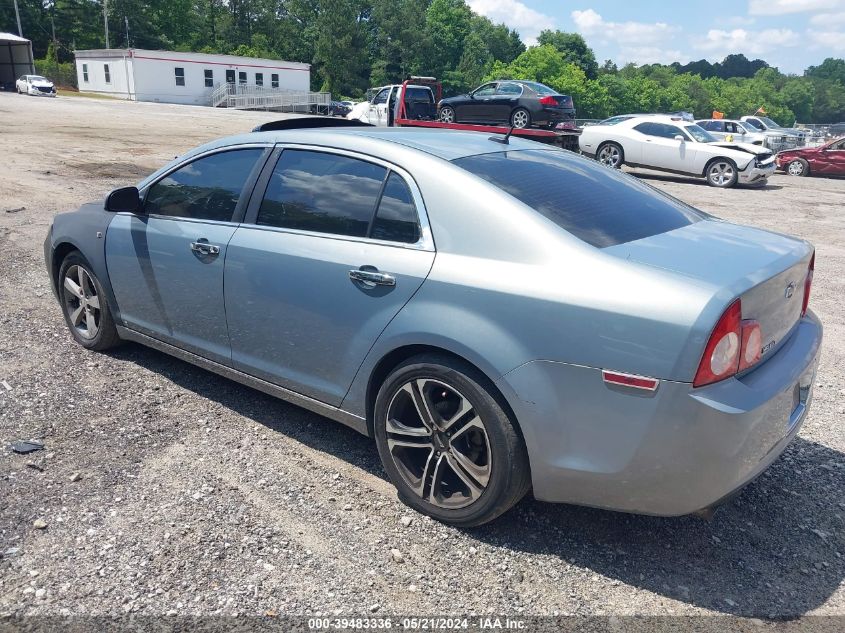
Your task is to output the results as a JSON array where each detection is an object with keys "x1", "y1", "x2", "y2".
[
  {"x1": 371, "y1": 173, "x2": 420, "y2": 243},
  {"x1": 257, "y1": 150, "x2": 387, "y2": 238},
  {"x1": 144, "y1": 149, "x2": 263, "y2": 222},
  {"x1": 453, "y1": 150, "x2": 704, "y2": 248}
]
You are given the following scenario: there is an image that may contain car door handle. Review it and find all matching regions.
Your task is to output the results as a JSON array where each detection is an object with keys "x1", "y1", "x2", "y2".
[
  {"x1": 190, "y1": 241, "x2": 220, "y2": 255},
  {"x1": 349, "y1": 269, "x2": 395, "y2": 286}
]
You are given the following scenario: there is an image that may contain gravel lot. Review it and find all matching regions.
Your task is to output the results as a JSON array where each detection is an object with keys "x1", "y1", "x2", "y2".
[{"x1": 0, "y1": 93, "x2": 843, "y2": 623}]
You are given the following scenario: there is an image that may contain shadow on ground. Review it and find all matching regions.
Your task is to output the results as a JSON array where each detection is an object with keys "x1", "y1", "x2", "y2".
[
  {"x1": 628, "y1": 169, "x2": 784, "y2": 191},
  {"x1": 113, "y1": 342, "x2": 844, "y2": 618}
]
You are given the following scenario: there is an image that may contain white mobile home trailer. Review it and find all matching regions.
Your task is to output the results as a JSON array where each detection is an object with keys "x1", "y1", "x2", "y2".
[{"x1": 74, "y1": 49, "x2": 311, "y2": 106}]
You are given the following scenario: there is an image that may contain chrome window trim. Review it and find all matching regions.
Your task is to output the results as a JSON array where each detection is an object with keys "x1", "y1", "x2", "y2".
[{"x1": 249, "y1": 143, "x2": 435, "y2": 252}]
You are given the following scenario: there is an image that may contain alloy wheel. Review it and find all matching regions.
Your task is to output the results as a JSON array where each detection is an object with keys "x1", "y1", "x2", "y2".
[
  {"x1": 62, "y1": 265, "x2": 101, "y2": 340},
  {"x1": 708, "y1": 161, "x2": 735, "y2": 186},
  {"x1": 598, "y1": 144, "x2": 622, "y2": 168},
  {"x1": 511, "y1": 110, "x2": 529, "y2": 129},
  {"x1": 787, "y1": 160, "x2": 805, "y2": 176},
  {"x1": 385, "y1": 378, "x2": 491, "y2": 509},
  {"x1": 439, "y1": 108, "x2": 455, "y2": 124}
]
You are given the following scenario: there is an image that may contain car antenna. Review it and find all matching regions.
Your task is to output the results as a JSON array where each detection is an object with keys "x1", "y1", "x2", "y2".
[{"x1": 489, "y1": 125, "x2": 515, "y2": 145}]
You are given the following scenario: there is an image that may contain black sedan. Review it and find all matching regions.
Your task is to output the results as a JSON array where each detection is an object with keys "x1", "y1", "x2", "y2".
[{"x1": 437, "y1": 80, "x2": 575, "y2": 129}]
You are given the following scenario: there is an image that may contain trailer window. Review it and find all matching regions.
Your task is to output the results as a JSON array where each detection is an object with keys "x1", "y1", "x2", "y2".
[
  {"x1": 82, "y1": 64, "x2": 89, "y2": 82},
  {"x1": 104, "y1": 64, "x2": 111, "y2": 84},
  {"x1": 239, "y1": 72, "x2": 247, "y2": 85},
  {"x1": 271, "y1": 74, "x2": 279, "y2": 88},
  {"x1": 453, "y1": 150, "x2": 704, "y2": 248},
  {"x1": 175, "y1": 67, "x2": 185, "y2": 87},
  {"x1": 255, "y1": 73, "x2": 263, "y2": 86},
  {"x1": 204, "y1": 69, "x2": 213, "y2": 87}
]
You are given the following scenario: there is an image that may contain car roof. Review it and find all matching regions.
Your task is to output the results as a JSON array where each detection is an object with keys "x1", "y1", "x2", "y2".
[{"x1": 191, "y1": 127, "x2": 548, "y2": 162}]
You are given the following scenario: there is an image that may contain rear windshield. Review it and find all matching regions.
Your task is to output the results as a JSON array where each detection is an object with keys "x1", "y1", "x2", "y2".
[
  {"x1": 405, "y1": 87, "x2": 433, "y2": 103},
  {"x1": 452, "y1": 150, "x2": 704, "y2": 248}
]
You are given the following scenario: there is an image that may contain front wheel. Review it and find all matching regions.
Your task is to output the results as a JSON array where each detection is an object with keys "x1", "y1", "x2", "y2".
[
  {"x1": 439, "y1": 106, "x2": 455, "y2": 124},
  {"x1": 786, "y1": 158, "x2": 809, "y2": 177},
  {"x1": 705, "y1": 158, "x2": 739, "y2": 188},
  {"x1": 58, "y1": 252, "x2": 121, "y2": 351},
  {"x1": 374, "y1": 354, "x2": 530, "y2": 527}
]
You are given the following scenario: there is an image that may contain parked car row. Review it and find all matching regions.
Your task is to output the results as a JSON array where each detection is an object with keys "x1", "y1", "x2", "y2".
[{"x1": 579, "y1": 115, "x2": 776, "y2": 188}]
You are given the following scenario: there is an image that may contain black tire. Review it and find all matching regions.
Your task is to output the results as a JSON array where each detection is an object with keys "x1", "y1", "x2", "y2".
[
  {"x1": 786, "y1": 158, "x2": 809, "y2": 177},
  {"x1": 439, "y1": 106, "x2": 456, "y2": 124},
  {"x1": 57, "y1": 251, "x2": 121, "y2": 351},
  {"x1": 510, "y1": 107, "x2": 531, "y2": 129},
  {"x1": 705, "y1": 157, "x2": 739, "y2": 188},
  {"x1": 596, "y1": 142, "x2": 624, "y2": 168},
  {"x1": 373, "y1": 353, "x2": 531, "y2": 527}
]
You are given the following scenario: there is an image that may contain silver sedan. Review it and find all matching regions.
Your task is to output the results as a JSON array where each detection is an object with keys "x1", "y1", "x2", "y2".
[{"x1": 44, "y1": 125, "x2": 822, "y2": 526}]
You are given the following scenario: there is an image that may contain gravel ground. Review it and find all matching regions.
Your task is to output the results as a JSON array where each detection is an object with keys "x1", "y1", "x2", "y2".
[{"x1": 0, "y1": 93, "x2": 843, "y2": 622}]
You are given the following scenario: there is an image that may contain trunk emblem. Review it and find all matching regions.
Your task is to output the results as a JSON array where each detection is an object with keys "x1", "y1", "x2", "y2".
[{"x1": 785, "y1": 282, "x2": 795, "y2": 299}]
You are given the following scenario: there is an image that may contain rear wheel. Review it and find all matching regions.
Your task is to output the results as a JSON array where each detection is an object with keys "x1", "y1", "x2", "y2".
[
  {"x1": 597, "y1": 142, "x2": 624, "y2": 168},
  {"x1": 510, "y1": 108, "x2": 530, "y2": 129},
  {"x1": 439, "y1": 106, "x2": 455, "y2": 124},
  {"x1": 374, "y1": 354, "x2": 530, "y2": 527},
  {"x1": 786, "y1": 158, "x2": 809, "y2": 177},
  {"x1": 58, "y1": 252, "x2": 121, "y2": 351},
  {"x1": 705, "y1": 158, "x2": 739, "y2": 188}
]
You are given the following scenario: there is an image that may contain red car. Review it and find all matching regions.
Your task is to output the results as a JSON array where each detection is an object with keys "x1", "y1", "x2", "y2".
[{"x1": 777, "y1": 136, "x2": 845, "y2": 177}]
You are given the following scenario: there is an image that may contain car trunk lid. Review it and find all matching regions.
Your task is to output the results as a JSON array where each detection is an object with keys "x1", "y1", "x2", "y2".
[{"x1": 605, "y1": 219, "x2": 813, "y2": 364}]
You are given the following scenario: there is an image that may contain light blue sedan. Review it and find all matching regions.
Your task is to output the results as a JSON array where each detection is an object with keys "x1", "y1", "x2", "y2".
[{"x1": 44, "y1": 124, "x2": 822, "y2": 526}]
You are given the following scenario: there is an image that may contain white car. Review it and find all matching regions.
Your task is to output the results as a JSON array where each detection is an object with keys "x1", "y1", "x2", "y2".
[
  {"x1": 347, "y1": 84, "x2": 436, "y2": 126},
  {"x1": 16, "y1": 74, "x2": 56, "y2": 97},
  {"x1": 579, "y1": 115, "x2": 776, "y2": 188}
]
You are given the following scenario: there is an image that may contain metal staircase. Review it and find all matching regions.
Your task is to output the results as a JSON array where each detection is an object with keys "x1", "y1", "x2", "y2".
[{"x1": 210, "y1": 83, "x2": 331, "y2": 112}]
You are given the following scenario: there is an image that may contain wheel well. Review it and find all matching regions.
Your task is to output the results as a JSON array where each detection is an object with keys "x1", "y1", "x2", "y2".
[
  {"x1": 364, "y1": 345, "x2": 524, "y2": 446},
  {"x1": 51, "y1": 242, "x2": 80, "y2": 290}
]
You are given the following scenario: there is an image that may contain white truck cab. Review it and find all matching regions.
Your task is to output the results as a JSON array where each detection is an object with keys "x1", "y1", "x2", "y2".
[{"x1": 347, "y1": 83, "x2": 436, "y2": 127}]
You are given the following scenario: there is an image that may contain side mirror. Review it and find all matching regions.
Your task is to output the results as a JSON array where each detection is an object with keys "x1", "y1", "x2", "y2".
[
  {"x1": 674, "y1": 135, "x2": 685, "y2": 142},
  {"x1": 105, "y1": 186, "x2": 141, "y2": 213}
]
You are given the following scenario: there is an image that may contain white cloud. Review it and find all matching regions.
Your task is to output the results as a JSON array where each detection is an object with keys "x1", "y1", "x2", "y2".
[
  {"x1": 748, "y1": 0, "x2": 844, "y2": 15},
  {"x1": 806, "y1": 29, "x2": 845, "y2": 50},
  {"x1": 467, "y1": 0, "x2": 555, "y2": 45},
  {"x1": 809, "y1": 11, "x2": 845, "y2": 25},
  {"x1": 571, "y1": 9, "x2": 679, "y2": 45},
  {"x1": 694, "y1": 28, "x2": 801, "y2": 58}
]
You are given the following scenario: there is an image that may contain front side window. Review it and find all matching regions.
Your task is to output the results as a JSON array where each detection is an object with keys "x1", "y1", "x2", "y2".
[
  {"x1": 372, "y1": 88, "x2": 390, "y2": 105},
  {"x1": 175, "y1": 67, "x2": 185, "y2": 86},
  {"x1": 82, "y1": 64, "x2": 89, "y2": 82},
  {"x1": 104, "y1": 64, "x2": 111, "y2": 84},
  {"x1": 204, "y1": 69, "x2": 213, "y2": 87},
  {"x1": 271, "y1": 73, "x2": 279, "y2": 88},
  {"x1": 257, "y1": 150, "x2": 387, "y2": 238},
  {"x1": 255, "y1": 72, "x2": 263, "y2": 86},
  {"x1": 144, "y1": 149, "x2": 263, "y2": 222},
  {"x1": 371, "y1": 173, "x2": 420, "y2": 243},
  {"x1": 238, "y1": 71, "x2": 247, "y2": 84},
  {"x1": 684, "y1": 124, "x2": 716, "y2": 143},
  {"x1": 472, "y1": 83, "x2": 497, "y2": 97},
  {"x1": 453, "y1": 149, "x2": 704, "y2": 248}
]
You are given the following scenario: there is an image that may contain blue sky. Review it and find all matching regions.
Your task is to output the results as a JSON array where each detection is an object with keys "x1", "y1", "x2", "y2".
[{"x1": 467, "y1": 0, "x2": 845, "y2": 74}]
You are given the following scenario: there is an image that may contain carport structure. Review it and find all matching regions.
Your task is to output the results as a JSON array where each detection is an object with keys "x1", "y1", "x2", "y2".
[{"x1": 0, "y1": 32, "x2": 34, "y2": 91}]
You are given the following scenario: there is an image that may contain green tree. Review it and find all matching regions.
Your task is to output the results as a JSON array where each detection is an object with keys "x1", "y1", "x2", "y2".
[
  {"x1": 424, "y1": 0, "x2": 472, "y2": 80},
  {"x1": 537, "y1": 30, "x2": 598, "y2": 79}
]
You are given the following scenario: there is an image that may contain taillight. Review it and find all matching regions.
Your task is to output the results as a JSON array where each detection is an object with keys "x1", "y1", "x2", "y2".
[
  {"x1": 738, "y1": 319, "x2": 761, "y2": 372},
  {"x1": 539, "y1": 96, "x2": 558, "y2": 106},
  {"x1": 693, "y1": 300, "x2": 741, "y2": 387},
  {"x1": 801, "y1": 252, "x2": 814, "y2": 317}
]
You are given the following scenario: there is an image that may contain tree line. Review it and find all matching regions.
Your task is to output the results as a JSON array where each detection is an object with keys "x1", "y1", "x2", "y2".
[{"x1": 7, "y1": 0, "x2": 845, "y2": 123}]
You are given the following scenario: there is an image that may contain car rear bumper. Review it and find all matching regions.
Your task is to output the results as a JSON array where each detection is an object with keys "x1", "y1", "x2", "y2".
[
  {"x1": 497, "y1": 310, "x2": 822, "y2": 516},
  {"x1": 537, "y1": 107, "x2": 575, "y2": 125}
]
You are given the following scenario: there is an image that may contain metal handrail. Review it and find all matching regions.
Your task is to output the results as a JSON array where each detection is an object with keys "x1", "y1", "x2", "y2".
[{"x1": 210, "y1": 82, "x2": 331, "y2": 111}]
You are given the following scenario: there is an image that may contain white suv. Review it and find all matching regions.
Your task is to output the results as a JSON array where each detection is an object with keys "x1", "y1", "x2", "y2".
[
  {"x1": 16, "y1": 75, "x2": 56, "y2": 97},
  {"x1": 579, "y1": 115, "x2": 776, "y2": 188}
]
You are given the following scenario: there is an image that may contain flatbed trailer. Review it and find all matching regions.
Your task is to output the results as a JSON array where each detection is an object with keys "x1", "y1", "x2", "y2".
[{"x1": 392, "y1": 78, "x2": 581, "y2": 151}]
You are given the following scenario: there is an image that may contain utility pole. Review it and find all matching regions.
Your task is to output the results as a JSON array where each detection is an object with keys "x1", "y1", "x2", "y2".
[
  {"x1": 51, "y1": 15, "x2": 56, "y2": 47},
  {"x1": 103, "y1": 0, "x2": 110, "y2": 49},
  {"x1": 125, "y1": 16, "x2": 130, "y2": 48},
  {"x1": 13, "y1": 0, "x2": 23, "y2": 37}
]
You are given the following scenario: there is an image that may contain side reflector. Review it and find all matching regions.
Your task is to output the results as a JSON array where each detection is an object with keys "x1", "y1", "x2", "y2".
[{"x1": 602, "y1": 370, "x2": 659, "y2": 391}]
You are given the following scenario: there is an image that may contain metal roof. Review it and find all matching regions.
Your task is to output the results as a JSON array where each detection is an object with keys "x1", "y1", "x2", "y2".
[{"x1": 0, "y1": 32, "x2": 31, "y2": 43}]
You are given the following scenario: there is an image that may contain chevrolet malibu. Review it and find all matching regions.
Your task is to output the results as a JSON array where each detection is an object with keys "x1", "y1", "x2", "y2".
[{"x1": 44, "y1": 126, "x2": 822, "y2": 526}]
